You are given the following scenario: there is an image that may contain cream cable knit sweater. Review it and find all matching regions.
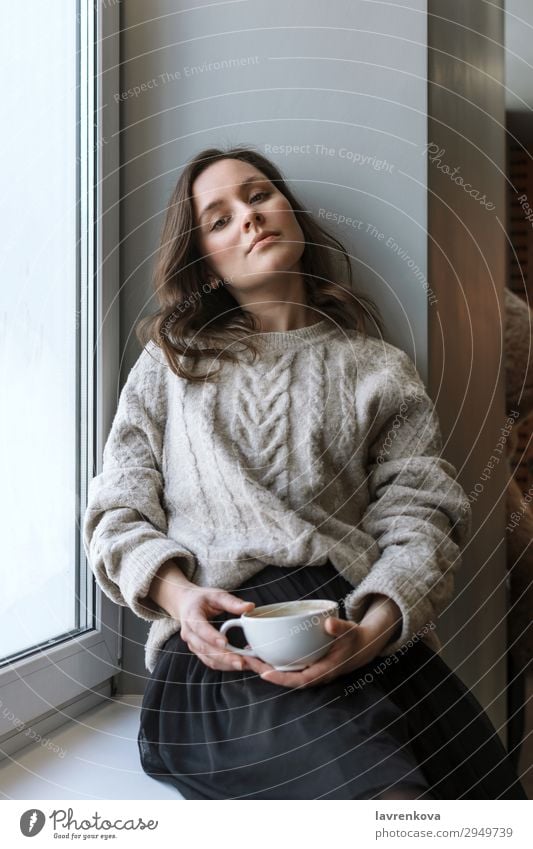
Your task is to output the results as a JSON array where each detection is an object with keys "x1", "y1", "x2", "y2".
[{"x1": 82, "y1": 320, "x2": 472, "y2": 673}]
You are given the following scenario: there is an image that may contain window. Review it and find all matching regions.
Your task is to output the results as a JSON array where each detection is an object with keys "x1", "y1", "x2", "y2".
[
  {"x1": 0, "y1": 1, "x2": 120, "y2": 757},
  {"x1": 1, "y1": 2, "x2": 83, "y2": 664}
]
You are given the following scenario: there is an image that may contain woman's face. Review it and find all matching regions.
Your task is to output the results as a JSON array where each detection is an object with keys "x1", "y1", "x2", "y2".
[{"x1": 192, "y1": 157, "x2": 306, "y2": 295}]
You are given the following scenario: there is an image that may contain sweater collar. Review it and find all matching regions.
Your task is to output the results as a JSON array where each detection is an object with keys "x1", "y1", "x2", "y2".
[
  {"x1": 251, "y1": 319, "x2": 340, "y2": 351},
  {"x1": 180, "y1": 318, "x2": 342, "y2": 353}
]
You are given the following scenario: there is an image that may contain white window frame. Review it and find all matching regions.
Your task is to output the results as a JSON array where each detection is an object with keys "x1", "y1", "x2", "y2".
[{"x1": 0, "y1": 1, "x2": 121, "y2": 761}]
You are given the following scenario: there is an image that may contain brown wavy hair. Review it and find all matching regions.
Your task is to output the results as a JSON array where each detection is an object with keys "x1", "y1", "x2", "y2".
[{"x1": 136, "y1": 144, "x2": 384, "y2": 382}]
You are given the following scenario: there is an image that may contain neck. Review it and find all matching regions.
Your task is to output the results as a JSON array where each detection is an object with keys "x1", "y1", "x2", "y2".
[
  {"x1": 230, "y1": 271, "x2": 320, "y2": 332},
  {"x1": 255, "y1": 306, "x2": 319, "y2": 333}
]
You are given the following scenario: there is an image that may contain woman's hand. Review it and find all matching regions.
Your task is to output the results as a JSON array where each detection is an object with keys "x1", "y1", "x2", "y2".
[
  {"x1": 242, "y1": 594, "x2": 403, "y2": 689},
  {"x1": 177, "y1": 586, "x2": 256, "y2": 672},
  {"x1": 144, "y1": 559, "x2": 256, "y2": 672}
]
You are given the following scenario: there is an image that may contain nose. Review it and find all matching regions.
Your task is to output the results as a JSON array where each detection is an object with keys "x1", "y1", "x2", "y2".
[{"x1": 242, "y1": 206, "x2": 264, "y2": 231}]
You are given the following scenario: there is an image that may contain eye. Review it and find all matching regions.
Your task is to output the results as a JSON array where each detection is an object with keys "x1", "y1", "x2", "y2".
[
  {"x1": 251, "y1": 191, "x2": 269, "y2": 202},
  {"x1": 209, "y1": 191, "x2": 270, "y2": 231}
]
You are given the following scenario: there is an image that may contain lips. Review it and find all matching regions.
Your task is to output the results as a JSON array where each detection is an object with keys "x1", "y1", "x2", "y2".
[{"x1": 248, "y1": 232, "x2": 279, "y2": 253}]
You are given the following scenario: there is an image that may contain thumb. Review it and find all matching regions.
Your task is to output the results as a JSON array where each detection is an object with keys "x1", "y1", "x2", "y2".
[
  {"x1": 325, "y1": 616, "x2": 355, "y2": 635},
  {"x1": 220, "y1": 592, "x2": 255, "y2": 612}
]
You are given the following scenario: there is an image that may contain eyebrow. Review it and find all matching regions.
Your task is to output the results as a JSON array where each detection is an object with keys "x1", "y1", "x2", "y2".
[{"x1": 198, "y1": 176, "x2": 266, "y2": 223}]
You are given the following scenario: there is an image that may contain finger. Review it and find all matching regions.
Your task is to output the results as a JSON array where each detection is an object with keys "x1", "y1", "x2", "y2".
[
  {"x1": 196, "y1": 652, "x2": 242, "y2": 672},
  {"x1": 211, "y1": 591, "x2": 256, "y2": 615},
  {"x1": 259, "y1": 667, "x2": 316, "y2": 688},
  {"x1": 200, "y1": 651, "x2": 246, "y2": 671},
  {"x1": 262, "y1": 664, "x2": 336, "y2": 689},
  {"x1": 323, "y1": 618, "x2": 367, "y2": 663},
  {"x1": 187, "y1": 633, "x2": 245, "y2": 669},
  {"x1": 196, "y1": 652, "x2": 215, "y2": 670},
  {"x1": 241, "y1": 655, "x2": 275, "y2": 675},
  {"x1": 324, "y1": 616, "x2": 358, "y2": 636},
  {"x1": 259, "y1": 646, "x2": 344, "y2": 688},
  {"x1": 186, "y1": 599, "x2": 252, "y2": 648},
  {"x1": 182, "y1": 615, "x2": 227, "y2": 650},
  {"x1": 195, "y1": 617, "x2": 232, "y2": 649}
]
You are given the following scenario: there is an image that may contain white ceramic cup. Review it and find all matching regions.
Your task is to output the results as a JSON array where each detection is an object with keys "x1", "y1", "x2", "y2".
[{"x1": 219, "y1": 599, "x2": 339, "y2": 671}]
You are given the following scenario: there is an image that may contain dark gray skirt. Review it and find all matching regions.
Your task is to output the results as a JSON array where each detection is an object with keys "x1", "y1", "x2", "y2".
[{"x1": 138, "y1": 562, "x2": 527, "y2": 800}]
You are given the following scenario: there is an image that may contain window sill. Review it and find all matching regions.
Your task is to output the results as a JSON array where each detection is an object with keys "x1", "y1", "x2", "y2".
[{"x1": 0, "y1": 696, "x2": 182, "y2": 800}]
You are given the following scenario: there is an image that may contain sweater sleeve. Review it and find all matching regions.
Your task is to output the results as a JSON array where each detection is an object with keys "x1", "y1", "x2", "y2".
[
  {"x1": 343, "y1": 348, "x2": 472, "y2": 655},
  {"x1": 82, "y1": 343, "x2": 197, "y2": 622}
]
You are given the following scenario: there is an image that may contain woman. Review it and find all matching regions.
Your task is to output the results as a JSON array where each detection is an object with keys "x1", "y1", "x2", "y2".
[{"x1": 83, "y1": 145, "x2": 527, "y2": 800}]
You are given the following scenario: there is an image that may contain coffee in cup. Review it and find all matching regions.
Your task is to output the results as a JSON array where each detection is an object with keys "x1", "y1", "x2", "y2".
[{"x1": 219, "y1": 599, "x2": 339, "y2": 671}]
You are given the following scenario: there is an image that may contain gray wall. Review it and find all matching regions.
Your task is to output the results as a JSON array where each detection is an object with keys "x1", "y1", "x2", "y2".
[{"x1": 116, "y1": 0, "x2": 508, "y2": 744}]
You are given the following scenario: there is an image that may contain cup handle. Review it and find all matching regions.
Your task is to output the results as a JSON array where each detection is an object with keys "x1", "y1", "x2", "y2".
[{"x1": 219, "y1": 620, "x2": 259, "y2": 657}]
